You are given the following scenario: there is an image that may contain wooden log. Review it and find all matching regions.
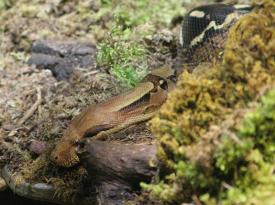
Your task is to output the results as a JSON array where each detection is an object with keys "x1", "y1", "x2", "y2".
[{"x1": 77, "y1": 140, "x2": 157, "y2": 205}]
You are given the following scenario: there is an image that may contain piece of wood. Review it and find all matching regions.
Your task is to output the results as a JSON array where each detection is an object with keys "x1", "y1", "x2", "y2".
[
  {"x1": 18, "y1": 87, "x2": 42, "y2": 126},
  {"x1": 77, "y1": 140, "x2": 157, "y2": 205}
]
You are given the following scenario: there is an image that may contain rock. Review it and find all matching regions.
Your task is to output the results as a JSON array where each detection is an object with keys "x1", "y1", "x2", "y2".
[
  {"x1": 28, "y1": 40, "x2": 97, "y2": 80},
  {"x1": 28, "y1": 53, "x2": 73, "y2": 80},
  {"x1": 28, "y1": 140, "x2": 47, "y2": 156}
]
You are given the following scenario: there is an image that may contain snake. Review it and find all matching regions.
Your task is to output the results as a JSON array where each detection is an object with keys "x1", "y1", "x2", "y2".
[
  {"x1": 51, "y1": 67, "x2": 176, "y2": 167},
  {"x1": 50, "y1": 3, "x2": 252, "y2": 168}
]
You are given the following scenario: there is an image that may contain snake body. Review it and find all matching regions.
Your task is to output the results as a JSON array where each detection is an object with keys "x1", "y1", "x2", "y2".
[
  {"x1": 179, "y1": 4, "x2": 252, "y2": 66},
  {"x1": 51, "y1": 4, "x2": 252, "y2": 168},
  {"x1": 51, "y1": 67, "x2": 176, "y2": 167}
]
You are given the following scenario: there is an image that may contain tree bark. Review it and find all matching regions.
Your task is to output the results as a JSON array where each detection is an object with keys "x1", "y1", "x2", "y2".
[{"x1": 77, "y1": 140, "x2": 157, "y2": 205}]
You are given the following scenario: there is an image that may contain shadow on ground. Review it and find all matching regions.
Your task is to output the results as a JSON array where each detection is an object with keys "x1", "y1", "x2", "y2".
[{"x1": 0, "y1": 189, "x2": 57, "y2": 205}]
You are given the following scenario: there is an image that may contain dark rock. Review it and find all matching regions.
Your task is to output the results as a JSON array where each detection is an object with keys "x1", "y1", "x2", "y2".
[
  {"x1": 28, "y1": 53, "x2": 64, "y2": 68},
  {"x1": 28, "y1": 140, "x2": 47, "y2": 155},
  {"x1": 28, "y1": 53, "x2": 73, "y2": 80},
  {"x1": 31, "y1": 40, "x2": 96, "y2": 57},
  {"x1": 28, "y1": 40, "x2": 97, "y2": 80}
]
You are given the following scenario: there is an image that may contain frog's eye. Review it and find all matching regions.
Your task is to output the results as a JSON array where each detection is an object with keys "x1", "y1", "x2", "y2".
[{"x1": 159, "y1": 79, "x2": 168, "y2": 90}]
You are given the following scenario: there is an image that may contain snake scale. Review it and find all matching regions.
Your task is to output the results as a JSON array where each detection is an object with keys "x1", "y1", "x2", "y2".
[{"x1": 51, "y1": 4, "x2": 252, "y2": 168}]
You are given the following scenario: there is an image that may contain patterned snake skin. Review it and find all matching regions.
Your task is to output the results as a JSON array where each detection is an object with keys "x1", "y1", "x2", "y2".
[{"x1": 179, "y1": 4, "x2": 251, "y2": 67}]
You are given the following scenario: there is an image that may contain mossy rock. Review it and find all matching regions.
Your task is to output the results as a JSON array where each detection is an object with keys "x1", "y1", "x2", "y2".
[{"x1": 146, "y1": 0, "x2": 275, "y2": 204}]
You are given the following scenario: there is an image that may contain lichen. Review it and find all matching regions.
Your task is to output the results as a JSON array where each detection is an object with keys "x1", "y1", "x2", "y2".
[{"x1": 145, "y1": 0, "x2": 275, "y2": 204}]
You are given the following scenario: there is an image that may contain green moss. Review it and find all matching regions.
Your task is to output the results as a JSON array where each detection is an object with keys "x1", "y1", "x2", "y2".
[
  {"x1": 146, "y1": 0, "x2": 275, "y2": 204},
  {"x1": 210, "y1": 89, "x2": 275, "y2": 204},
  {"x1": 96, "y1": 0, "x2": 184, "y2": 87},
  {"x1": 0, "y1": 0, "x2": 15, "y2": 11},
  {"x1": 96, "y1": 27, "x2": 147, "y2": 87}
]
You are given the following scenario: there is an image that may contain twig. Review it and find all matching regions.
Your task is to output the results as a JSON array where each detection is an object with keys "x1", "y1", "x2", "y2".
[
  {"x1": 18, "y1": 87, "x2": 42, "y2": 126},
  {"x1": 83, "y1": 69, "x2": 100, "y2": 77}
]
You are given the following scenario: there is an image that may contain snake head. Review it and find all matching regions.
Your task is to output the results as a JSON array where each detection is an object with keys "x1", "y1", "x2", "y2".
[{"x1": 50, "y1": 128, "x2": 80, "y2": 168}]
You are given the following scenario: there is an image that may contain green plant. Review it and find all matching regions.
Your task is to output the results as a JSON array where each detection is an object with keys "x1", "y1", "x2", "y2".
[
  {"x1": 96, "y1": 27, "x2": 147, "y2": 87},
  {"x1": 96, "y1": 0, "x2": 184, "y2": 87}
]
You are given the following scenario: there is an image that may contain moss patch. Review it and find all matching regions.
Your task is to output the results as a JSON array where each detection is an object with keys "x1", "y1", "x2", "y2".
[
  {"x1": 96, "y1": 0, "x2": 185, "y2": 87},
  {"x1": 146, "y1": 0, "x2": 275, "y2": 204}
]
